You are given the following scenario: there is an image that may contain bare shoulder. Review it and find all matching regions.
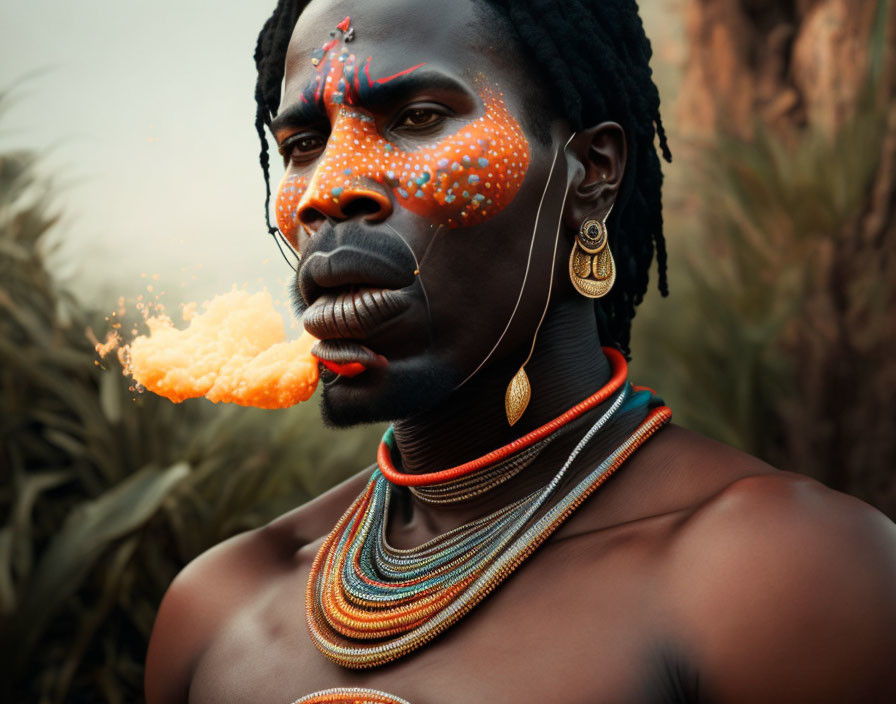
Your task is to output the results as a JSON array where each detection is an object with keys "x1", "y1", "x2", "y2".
[
  {"x1": 672, "y1": 470, "x2": 896, "y2": 703},
  {"x1": 144, "y1": 465, "x2": 374, "y2": 704},
  {"x1": 263, "y1": 463, "x2": 376, "y2": 546}
]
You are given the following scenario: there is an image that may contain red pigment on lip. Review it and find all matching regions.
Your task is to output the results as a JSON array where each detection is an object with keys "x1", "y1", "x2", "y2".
[{"x1": 320, "y1": 359, "x2": 367, "y2": 377}]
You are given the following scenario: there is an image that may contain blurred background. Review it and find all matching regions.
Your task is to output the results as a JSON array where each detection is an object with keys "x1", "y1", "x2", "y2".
[{"x1": 1, "y1": 0, "x2": 893, "y2": 701}]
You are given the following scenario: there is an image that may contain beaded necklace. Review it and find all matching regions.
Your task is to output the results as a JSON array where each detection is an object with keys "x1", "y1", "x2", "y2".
[
  {"x1": 408, "y1": 433, "x2": 557, "y2": 504},
  {"x1": 377, "y1": 348, "x2": 631, "y2": 487},
  {"x1": 306, "y1": 351, "x2": 671, "y2": 669}
]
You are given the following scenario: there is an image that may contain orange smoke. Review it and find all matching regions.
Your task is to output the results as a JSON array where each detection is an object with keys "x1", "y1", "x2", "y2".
[{"x1": 125, "y1": 289, "x2": 319, "y2": 409}]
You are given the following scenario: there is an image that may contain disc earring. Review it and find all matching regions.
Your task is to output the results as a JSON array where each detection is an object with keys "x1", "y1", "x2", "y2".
[{"x1": 569, "y1": 206, "x2": 615, "y2": 299}]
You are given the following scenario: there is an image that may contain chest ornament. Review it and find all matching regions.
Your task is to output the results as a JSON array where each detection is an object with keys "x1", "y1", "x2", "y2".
[
  {"x1": 306, "y1": 348, "x2": 671, "y2": 668},
  {"x1": 291, "y1": 688, "x2": 410, "y2": 704}
]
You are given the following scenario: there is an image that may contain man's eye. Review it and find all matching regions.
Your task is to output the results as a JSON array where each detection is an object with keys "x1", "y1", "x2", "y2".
[
  {"x1": 279, "y1": 134, "x2": 326, "y2": 164},
  {"x1": 395, "y1": 107, "x2": 445, "y2": 130}
]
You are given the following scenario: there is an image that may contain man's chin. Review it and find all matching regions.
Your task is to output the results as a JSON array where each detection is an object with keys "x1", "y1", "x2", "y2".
[{"x1": 318, "y1": 358, "x2": 460, "y2": 428}]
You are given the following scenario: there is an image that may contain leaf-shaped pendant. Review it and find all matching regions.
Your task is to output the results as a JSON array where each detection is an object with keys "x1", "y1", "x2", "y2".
[{"x1": 505, "y1": 366, "x2": 531, "y2": 426}]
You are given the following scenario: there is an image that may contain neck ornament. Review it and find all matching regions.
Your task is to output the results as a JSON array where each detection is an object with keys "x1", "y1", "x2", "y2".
[
  {"x1": 378, "y1": 347, "x2": 629, "y2": 487},
  {"x1": 407, "y1": 432, "x2": 558, "y2": 505},
  {"x1": 306, "y1": 350, "x2": 671, "y2": 669}
]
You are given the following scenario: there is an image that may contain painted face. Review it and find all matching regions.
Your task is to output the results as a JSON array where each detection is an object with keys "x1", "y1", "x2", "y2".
[
  {"x1": 274, "y1": 0, "x2": 566, "y2": 427},
  {"x1": 273, "y1": 16, "x2": 531, "y2": 247}
]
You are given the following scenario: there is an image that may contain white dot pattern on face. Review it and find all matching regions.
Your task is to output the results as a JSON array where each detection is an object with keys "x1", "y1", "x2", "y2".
[{"x1": 275, "y1": 86, "x2": 531, "y2": 245}]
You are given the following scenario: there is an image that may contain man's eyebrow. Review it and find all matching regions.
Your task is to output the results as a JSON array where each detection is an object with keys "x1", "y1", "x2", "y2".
[
  {"x1": 271, "y1": 70, "x2": 473, "y2": 135},
  {"x1": 360, "y1": 70, "x2": 473, "y2": 110},
  {"x1": 271, "y1": 99, "x2": 327, "y2": 136}
]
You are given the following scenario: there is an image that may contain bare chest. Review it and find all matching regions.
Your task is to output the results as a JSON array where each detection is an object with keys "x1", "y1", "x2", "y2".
[{"x1": 187, "y1": 529, "x2": 691, "y2": 704}]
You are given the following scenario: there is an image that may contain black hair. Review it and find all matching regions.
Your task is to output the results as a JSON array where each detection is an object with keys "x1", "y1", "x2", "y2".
[{"x1": 253, "y1": 0, "x2": 671, "y2": 356}]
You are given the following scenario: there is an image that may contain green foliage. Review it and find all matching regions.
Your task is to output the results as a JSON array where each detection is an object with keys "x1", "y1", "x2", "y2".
[
  {"x1": 632, "y1": 58, "x2": 895, "y2": 516},
  {"x1": 0, "y1": 104, "x2": 384, "y2": 703}
]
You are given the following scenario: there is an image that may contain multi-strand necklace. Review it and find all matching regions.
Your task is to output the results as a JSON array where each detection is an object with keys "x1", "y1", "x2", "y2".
[
  {"x1": 408, "y1": 432, "x2": 560, "y2": 504},
  {"x1": 305, "y1": 348, "x2": 671, "y2": 670}
]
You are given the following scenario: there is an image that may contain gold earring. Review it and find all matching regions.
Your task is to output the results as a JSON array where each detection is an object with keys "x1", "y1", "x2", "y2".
[{"x1": 569, "y1": 208, "x2": 615, "y2": 299}]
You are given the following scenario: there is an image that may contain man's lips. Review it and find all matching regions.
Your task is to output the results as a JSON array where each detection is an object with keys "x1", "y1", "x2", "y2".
[
  {"x1": 320, "y1": 360, "x2": 366, "y2": 378},
  {"x1": 298, "y1": 242, "x2": 416, "y2": 307},
  {"x1": 303, "y1": 286, "x2": 410, "y2": 341},
  {"x1": 313, "y1": 340, "x2": 389, "y2": 377},
  {"x1": 296, "y1": 230, "x2": 422, "y2": 376}
]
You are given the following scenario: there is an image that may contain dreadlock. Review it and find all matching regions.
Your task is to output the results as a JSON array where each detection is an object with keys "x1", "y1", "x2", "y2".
[{"x1": 253, "y1": 0, "x2": 672, "y2": 356}]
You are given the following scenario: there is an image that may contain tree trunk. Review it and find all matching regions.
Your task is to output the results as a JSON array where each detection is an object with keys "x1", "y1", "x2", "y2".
[
  {"x1": 679, "y1": 0, "x2": 896, "y2": 516},
  {"x1": 680, "y1": 0, "x2": 889, "y2": 137}
]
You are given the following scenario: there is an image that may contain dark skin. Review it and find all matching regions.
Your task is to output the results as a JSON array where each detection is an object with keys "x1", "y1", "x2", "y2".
[{"x1": 145, "y1": 0, "x2": 896, "y2": 701}]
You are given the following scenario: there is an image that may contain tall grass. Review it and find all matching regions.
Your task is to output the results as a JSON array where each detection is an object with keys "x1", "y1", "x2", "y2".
[
  {"x1": 0, "y1": 120, "x2": 383, "y2": 703},
  {"x1": 632, "y1": 43, "x2": 895, "y2": 516}
]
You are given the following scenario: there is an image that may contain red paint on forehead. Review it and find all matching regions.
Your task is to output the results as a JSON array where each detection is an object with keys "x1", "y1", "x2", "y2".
[
  {"x1": 305, "y1": 15, "x2": 428, "y2": 118},
  {"x1": 375, "y1": 63, "x2": 427, "y2": 86}
]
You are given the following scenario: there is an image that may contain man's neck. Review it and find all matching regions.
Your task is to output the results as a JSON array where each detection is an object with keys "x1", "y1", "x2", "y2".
[{"x1": 389, "y1": 295, "x2": 613, "y2": 531}]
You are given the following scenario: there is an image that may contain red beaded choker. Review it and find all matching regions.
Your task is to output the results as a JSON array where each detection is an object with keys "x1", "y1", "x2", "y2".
[{"x1": 378, "y1": 347, "x2": 629, "y2": 487}]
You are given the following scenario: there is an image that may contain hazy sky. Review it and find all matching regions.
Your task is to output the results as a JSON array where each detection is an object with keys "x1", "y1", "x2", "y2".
[
  {"x1": 1, "y1": 0, "x2": 292, "y2": 309},
  {"x1": 1, "y1": 1, "x2": 678, "y2": 314}
]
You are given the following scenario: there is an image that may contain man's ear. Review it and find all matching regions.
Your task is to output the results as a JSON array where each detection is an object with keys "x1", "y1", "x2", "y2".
[{"x1": 563, "y1": 122, "x2": 627, "y2": 230}]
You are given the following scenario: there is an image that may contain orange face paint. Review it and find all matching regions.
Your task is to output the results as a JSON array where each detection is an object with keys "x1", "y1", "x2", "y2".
[{"x1": 275, "y1": 17, "x2": 531, "y2": 246}]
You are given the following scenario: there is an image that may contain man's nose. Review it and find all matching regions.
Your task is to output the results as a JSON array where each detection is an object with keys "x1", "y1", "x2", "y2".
[
  {"x1": 297, "y1": 181, "x2": 393, "y2": 230},
  {"x1": 294, "y1": 109, "x2": 394, "y2": 231}
]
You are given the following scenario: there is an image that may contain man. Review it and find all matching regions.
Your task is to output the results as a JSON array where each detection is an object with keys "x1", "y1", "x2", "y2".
[{"x1": 145, "y1": 0, "x2": 896, "y2": 701}]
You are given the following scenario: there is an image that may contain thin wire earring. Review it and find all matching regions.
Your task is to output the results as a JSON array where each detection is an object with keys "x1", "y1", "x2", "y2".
[
  {"x1": 270, "y1": 228, "x2": 300, "y2": 272},
  {"x1": 385, "y1": 222, "x2": 440, "y2": 347},
  {"x1": 454, "y1": 133, "x2": 576, "y2": 395},
  {"x1": 504, "y1": 137, "x2": 576, "y2": 426}
]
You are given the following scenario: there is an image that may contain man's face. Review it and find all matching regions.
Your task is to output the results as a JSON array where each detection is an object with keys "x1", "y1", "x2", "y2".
[{"x1": 273, "y1": 0, "x2": 566, "y2": 426}]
